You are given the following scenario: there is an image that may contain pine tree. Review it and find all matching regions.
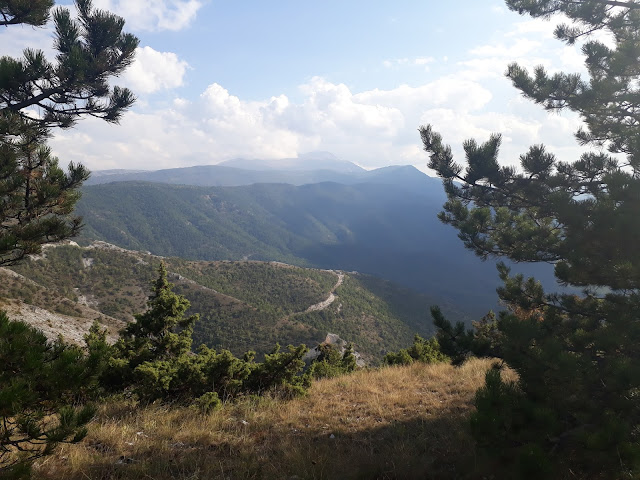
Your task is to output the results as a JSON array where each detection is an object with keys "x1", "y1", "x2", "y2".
[
  {"x1": 0, "y1": 313, "x2": 97, "y2": 477},
  {"x1": 106, "y1": 263, "x2": 199, "y2": 395},
  {"x1": 1, "y1": 0, "x2": 53, "y2": 27},
  {"x1": 422, "y1": 0, "x2": 640, "y2": 477},
  {"x1": 383, "y1": 333, "x2": 449, "y2": 366},
  {"x1": 0, "y1": 1, "x2": 137, "y2": 475},
  {"x1": 0, "y1": 121, "x2": 90, "y2": 265},
  {"x1": 0, "y1": 0, "x2": 137, "y2": 264},
  {"x1": 308, "y1": 342, "x2": 358, "y2": 379},
  {"x1": 244, "y1": 343, "x2": 310, "y2": 398},
  {"x1": 1, "y1": 0, "x2": 137, "y2": 129},
  {"x1": 122, "y1": 263, "x2": 198, "y2": 362}
]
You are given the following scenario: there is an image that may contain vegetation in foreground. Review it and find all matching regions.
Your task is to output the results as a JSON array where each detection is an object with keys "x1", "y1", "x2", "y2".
[
  {"x1": 0, "y1": 0, "x2": 138, "y2": 476},
  {"x1": 34, "y1": 359, "x2": 497, "y2": 480},
  {"x1": 1, "y1": 263, "x2": 363, "y2": 477},
  {"x1": 4, "y1": 0, "x2": 640, "y2": 479}
]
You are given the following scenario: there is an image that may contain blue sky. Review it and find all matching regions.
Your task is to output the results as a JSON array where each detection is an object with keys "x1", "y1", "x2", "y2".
[{"x1": 2, "y1": 0, "x2": 595, "y2": 173}]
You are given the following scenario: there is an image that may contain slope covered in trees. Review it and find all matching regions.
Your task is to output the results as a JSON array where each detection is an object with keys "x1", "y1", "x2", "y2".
[
  {"x1": 75, "y1": 180, "x2": 561, "y2": 316},
  {"x1": 3, "y1": 243, "x2": 465, "y2": 360}
]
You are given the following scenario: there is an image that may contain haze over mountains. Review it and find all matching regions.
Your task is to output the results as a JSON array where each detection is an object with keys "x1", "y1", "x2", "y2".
[
  {"x1": 79, "y1": 153, "x2": 560, "y2": 317},
  {"x1": 219, "y1": 152, "x2": 365, "y2": 173},
  {"x1": 86, "y1": 152, "x2": 439, "y2": 194}
]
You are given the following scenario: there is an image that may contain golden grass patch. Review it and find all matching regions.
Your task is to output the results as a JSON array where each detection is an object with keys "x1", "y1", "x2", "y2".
[{"x1": 35, "y1": 359, "x2": 499, "y2": 480}]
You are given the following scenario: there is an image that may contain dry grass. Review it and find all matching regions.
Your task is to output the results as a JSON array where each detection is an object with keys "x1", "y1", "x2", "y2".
[{"x1": 34, "y1": 359, "x2": 501, "y2": 480}]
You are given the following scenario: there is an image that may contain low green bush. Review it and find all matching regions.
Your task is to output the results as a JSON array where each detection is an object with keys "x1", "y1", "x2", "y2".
[
  {"x1": 308, "y1": 343, "x2": 357, "y2": 379},
  {"x1": 383, "y1": 334, "x2": 448, "y2": 366}
]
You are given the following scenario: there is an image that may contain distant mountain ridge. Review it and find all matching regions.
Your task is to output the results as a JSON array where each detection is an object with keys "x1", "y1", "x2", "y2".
[{"x1": 85, "y1": 154, "x2": 439, "y2": 195}]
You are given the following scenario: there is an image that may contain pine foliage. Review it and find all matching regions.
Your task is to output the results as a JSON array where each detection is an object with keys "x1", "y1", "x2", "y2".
[
  {"x1": 0, "y1": 312, "x2": 97, "y2": 477},
  {"x1": 0, "y1": 121, "x2": 89, "y2": 265},
  {"x1": 104, "y1": 265, "x2": 313, "y2": 403},
  {"x1": 0, "y1": 0, "x2": 54, "y2": 27},
  {"x1": 0, "y1": 2, "x2": 137, "y2": 473},
  {"x1": 1, "y1": 0, "x2": 137, "y2": 129},
  {"x1": 0, "y1": 0, "x2": 137, "y2": 264},
  {"x1": 423, "y1": 0, "x2": 640, "y2": 476},
  {"x1": 308, "y1": 343, "x2": 358, "y2": 379},
  {"x1": 120, "y1": 264, "x2": 198, "y2": 365}
]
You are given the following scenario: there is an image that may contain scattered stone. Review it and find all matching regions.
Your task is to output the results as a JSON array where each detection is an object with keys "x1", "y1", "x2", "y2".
[{"x1": 81, "y1": 257, "x2": 94, "y2": 268}]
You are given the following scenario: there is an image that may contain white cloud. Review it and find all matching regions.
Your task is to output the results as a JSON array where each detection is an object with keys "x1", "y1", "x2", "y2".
[
  {"x1": 417, "y1": 106, "x2": 587, "y2": 171},
  {"x1": 48, "y1": 69, "x2": 591, "y2": 173},
  {"x1": 92, "y1": 0, "x2": 202, "y2": 31},
  {"x1": 295, "y1": 77, "x2": 404, "y2": 137},
  {"x1": 356, "y1": 78, "x2": 492, "y2": 113},
  {"x1": 46, "y1": 8, "x2": 600, "y2": 174},
  {"x1": 48, "y1": 74, "x2": 552, "y2": 171},
  {"x1": 459, "y1": 14, "x2": 591, "y2": 82},
  {"x1": 122, "y1": 47, "x2": 189, "y2": 94},
  {"x1": 507, "y1": 18, "x2": 562, "y2": 37},
  {"x1": 173, "y1": 97, "x2": 190, "y2": 108},
  {"x1": 414, "y1": 57, "x2": 433, "y2": 66},
  {"x1": 470, "y1": 38, "x2": 542, "y2": 58}
]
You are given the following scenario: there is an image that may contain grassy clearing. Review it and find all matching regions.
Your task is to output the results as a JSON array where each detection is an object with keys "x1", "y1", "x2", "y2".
[{"x1": 35, "y1": 359, "x2": 500, "y2": 480}]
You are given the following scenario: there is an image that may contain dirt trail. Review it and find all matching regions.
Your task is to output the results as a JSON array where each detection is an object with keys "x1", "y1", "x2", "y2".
[{"x1": 304, "y1": 272, "x2": 344, "y2": 313}]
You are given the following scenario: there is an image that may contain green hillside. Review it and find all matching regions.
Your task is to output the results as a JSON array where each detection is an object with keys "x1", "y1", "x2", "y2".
[
  {"x1": 76, "y1": 180, "x2": 561, "y2": 317},
  {"x1": 4, "y1": 243, "x2": 469, "y2": 361}
]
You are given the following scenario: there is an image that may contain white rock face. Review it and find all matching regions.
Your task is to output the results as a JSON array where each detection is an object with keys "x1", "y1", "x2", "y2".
[{"x1": 3, "y1": 301, "x2": 120, "y2": 345}]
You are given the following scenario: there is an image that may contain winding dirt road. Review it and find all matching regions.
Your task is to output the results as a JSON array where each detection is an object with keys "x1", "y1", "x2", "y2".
[{"x1": 305, "y1": 271, "x2": 344, "y2": 313}]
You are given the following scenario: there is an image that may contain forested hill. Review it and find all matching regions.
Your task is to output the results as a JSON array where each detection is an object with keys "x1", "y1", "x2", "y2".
[
  {"x1": 2, "y1": 243, "x2": 468, "y2": 361},
  {"x1": 76, "y1": 180, "x2": 559, "y2": 317}
]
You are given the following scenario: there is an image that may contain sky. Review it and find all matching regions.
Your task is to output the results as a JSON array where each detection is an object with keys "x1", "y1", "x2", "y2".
[{"x1": 1, "y1": 0, "x2": 597, "y2": 174}]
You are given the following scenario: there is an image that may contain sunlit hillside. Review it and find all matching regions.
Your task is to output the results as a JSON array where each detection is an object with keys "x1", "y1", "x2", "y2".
[
  {"x1": 35, "y1": 359, "x2": 501, "y2": 480},
  {"x1": 1, "y1": 243, "x2": 469, "y2": 361}
]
